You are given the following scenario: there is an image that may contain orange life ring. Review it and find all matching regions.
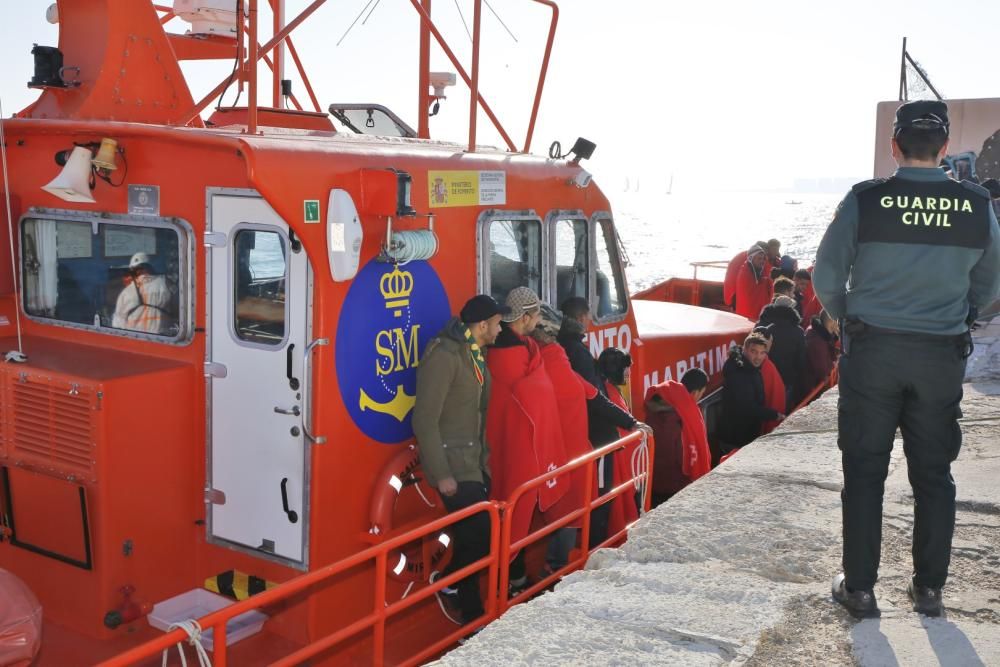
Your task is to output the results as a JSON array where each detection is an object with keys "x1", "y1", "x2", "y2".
[{"x1": 369, "y1": 444, "x2": 452, "y2": 583}]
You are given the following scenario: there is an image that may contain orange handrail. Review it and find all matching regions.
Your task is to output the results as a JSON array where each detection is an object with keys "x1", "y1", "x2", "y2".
[
  {"x1": 791, "y1": 366, "x2": 839, "y2": 414},
  {"x1": 97, "y1": 501, "x2": 501, "y2": 667},
  {"x1": 496, "y1": 430, "x2": 650, "y2": 613},
  {"x1": 96, "y1": 431, "x2": 652, "y2": 666}
]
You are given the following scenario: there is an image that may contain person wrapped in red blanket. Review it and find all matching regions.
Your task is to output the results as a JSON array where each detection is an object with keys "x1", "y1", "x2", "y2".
[
  {"x1": 528, "y1": 304, "x2": 595, "y2": 576},
  {"x1": 794, "y1": 268, "x2": 823, "y2": 328},
  {"x1": 724, "y1": 241, "x2": 768, "y2": 309},
  {"x1": 735, "y1": 244, "x2": 774, "y2": 320},
  {"x1": 595, "y1": 348, "x2": 654, "y2": 540},
  {"x1": 644, "y1": 368, "x2": 711, "y2": 505},
  {"x1": 753, "y1": 325, "x2": 787, "y2": 435},
  {"x1": 486, "y1": 288, "x2": 569, "y2": 593}
]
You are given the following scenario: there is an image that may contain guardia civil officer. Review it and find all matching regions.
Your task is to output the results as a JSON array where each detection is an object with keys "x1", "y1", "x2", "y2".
[{"x1": 814, "y1": 100, "x2": 1000, "y2": 619}]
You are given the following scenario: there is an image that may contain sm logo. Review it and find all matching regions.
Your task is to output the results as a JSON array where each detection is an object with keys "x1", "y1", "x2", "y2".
[{"x1": 336, "y1": 259, "x2": 450, "y2": 444}]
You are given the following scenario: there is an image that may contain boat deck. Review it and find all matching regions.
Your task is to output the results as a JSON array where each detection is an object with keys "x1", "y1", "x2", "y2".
[{"x1": 37, "y1": 621, "x2": 304, "y2": 666}]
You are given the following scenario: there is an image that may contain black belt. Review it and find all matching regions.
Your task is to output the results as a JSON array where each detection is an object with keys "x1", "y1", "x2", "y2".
[{"x1": 843, "y1": 319, "x2": 973, "y2": 358}]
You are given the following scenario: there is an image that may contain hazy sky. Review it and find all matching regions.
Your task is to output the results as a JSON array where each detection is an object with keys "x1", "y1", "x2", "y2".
[{"x1": 2, "y1": 1, "x2": 999, "y2": 191}]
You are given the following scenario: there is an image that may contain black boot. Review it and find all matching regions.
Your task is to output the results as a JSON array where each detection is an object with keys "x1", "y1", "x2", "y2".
[
  {"x1": 831, "y1": 573, "x2": 880, "y2": 619},
  {"x1": 907, "y1": 580, "x2": 944, "y2": 617}
]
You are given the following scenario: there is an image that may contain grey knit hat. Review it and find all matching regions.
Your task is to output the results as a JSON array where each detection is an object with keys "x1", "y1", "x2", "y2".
[{"x1": 502, "y1": 286, "x2": 541, "y2": 323}]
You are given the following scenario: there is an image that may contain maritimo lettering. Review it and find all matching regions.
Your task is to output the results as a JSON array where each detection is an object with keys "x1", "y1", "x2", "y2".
[{"x1": 880, "y1": 195, "x2": 974, "y2": 228}]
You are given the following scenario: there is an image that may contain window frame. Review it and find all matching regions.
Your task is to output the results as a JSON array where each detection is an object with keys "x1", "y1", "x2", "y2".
[
  {"x1": 544, "y1": 209, "x2": 589, "y2": 309},
  {"x1": 476, "y1": 209, "x2": 545, "y2": 300},
  {"x1": 589, "y1": 212, "x2": 630, "y2": 325},
  {"x1": 227, "y1": 222, "x2": 292, "y2": 351},
  {"x1": 18, "y1": 207, "x2": 194, "y2": 345}
]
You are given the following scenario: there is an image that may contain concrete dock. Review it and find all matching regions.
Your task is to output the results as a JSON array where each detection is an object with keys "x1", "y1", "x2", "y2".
[{"x1": 440, "y1": 322, "x2": 1000, "y2": 666}]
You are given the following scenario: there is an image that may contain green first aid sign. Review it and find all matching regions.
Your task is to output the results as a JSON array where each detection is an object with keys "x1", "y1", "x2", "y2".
[{"x1": 304, "y1": 200, "x2": 321, "y2": 224}]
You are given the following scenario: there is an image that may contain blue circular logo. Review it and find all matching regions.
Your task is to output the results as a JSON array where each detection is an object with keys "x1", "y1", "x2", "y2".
[{"x1": 335, "y1": 259, "x2": 450, "y2": 444}]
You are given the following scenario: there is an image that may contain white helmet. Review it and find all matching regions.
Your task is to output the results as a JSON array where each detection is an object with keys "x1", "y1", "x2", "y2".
[{"x1": 128, "y1": 252, "x2": 152, "y2": 270}]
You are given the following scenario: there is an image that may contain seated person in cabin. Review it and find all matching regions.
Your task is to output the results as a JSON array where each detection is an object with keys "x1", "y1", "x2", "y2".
[
  {"x1": 802, "y1": 309, "x2": 840, "y2": 392},
  {"x1": 413, "y1": 294, "x2": 507, "y2": 625},
  {"x1": 718, "y1": 333, "x2": 784, "y2": 453},
  {"x1": 111, "y1": 252, "x2": 175, "y2": 335},
  {"x1": 756, "y1": 287, "x2": 806, "y2": 410},
  {"x1": 644, "y1": 368, "x2": 711, "y2": 505},
  {"x1": 485, "y1": 287, "x2": 568, "y2": 595}
]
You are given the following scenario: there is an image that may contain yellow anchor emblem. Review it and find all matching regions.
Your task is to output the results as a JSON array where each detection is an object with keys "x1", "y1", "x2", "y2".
[{"x1": 359, "y1": 385, "x2": 415, "y2": 422}]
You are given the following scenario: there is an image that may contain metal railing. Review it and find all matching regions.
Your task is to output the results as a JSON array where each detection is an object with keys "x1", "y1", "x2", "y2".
[
  {"x1": 689, "y1": 260, "x2": 729, "y2": 282},
  {"x1": 96, "y1": 431, "x2": 650, "y2": 667},
  {"x1": 791, "y1": 366, "x2": 839, "y2": 414},
  {"x1": 496, "y1": 431, "x2": 649, "y2": 613},
  {"x1": 97, "y1": 502, "x2": 501, "y2": 667}
]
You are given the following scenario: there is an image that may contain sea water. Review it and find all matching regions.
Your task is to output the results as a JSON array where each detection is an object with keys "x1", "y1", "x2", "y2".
[
  {"x1": 250, "y1": 190, "x2": 842, "y2": 294},
  {"x1": 613, "y1": 191, "x2": 841, "y2": 291}
]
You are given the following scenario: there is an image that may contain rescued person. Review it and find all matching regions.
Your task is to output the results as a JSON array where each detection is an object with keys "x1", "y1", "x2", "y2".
[
  {"x1": 644, "y1": 368, "x2": 711, "y2": 504},
  {"x1": 735, "y1": 244, "x2": 774, "y2": 321},
  {"x1": 594, "y1": 348, "x2": 654, "y2": 543},
  {"x1": 485, "y1": 287, "x2": 568, "y2": 595},
  {"x1": 719, "y1": 333, "x2": 784, "y2": 452}
]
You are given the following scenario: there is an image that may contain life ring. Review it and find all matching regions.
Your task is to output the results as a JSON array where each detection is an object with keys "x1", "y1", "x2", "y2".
[{"x1": 369, "y1": 443, "x2": 452, "y2": 583}]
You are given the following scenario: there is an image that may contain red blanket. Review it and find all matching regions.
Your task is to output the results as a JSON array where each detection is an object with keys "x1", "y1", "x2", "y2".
[
  {"x1": 605, "y1": 381, "x2": 640, "y2": 537},
  {"x1": 799, "y1": 283, "x2": 822, "y2": 327},
  {"x1": 645, "y1": 381, "x2": 711, "y2": 482},
  {"x1": 537, "y1": 343, "x2": 596, "y2": 528},
  {"x1": 486, "y1": 335, "x2": 569, "y2": 544},
  {"x1": 735, "y1": 261, "x2": 773, "y2": 321},
  {"x1": 760, "y1": 357, "x2": 786, "y2": 434},
  {"x1": 723, "y1": 250, "x2": 747, "y2": 306}
]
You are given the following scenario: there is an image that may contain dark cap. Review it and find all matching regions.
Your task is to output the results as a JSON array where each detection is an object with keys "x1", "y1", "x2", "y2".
[
  {"x1": 894, "y1": 100, "x2": 949, "y2": 135},
  {"x1": 460, "y1": 294, "x2": 511, "y2": 324}
]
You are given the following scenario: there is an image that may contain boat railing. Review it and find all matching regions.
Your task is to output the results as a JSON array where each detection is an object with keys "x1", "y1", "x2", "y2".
[
  {"x1": 688, "y1": 260, "x2": 730, "y2": 282},
  {"x1": 150, "y1": 0, "x2": 559, "y2": 151},
  {"x1": 791, "y1": 366, "x2": 839, "y2": 414},
  {"x1": 96, "y1": 430, "x2": 651, "y2": 666},
  {"x1": 97, "y1": 501, "x2": 501, "y2": 667},
  {"x1": 495, "y1": 430, "x2": 651, "y2": 614}
]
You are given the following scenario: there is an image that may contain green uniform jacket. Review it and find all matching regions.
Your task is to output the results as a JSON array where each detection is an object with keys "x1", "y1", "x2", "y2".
[
  {"x1": 413, "y1": 317, "x2": 491, "y2": 486},
  {"x1": 814, "y1": 167, "x2": 1000, "y2": 335}
]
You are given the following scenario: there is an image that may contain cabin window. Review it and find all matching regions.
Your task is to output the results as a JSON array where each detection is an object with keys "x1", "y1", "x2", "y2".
[
  {"x1": 232, "y1": 228, "x2": 288, "y2": 346},
  {"x1": 480, "y1": 214, "x2": 542, "y2": 303},
  {"x1": 552, "y1": 217, "x2": 589, "y2": 310},
  {"x1": 20, "y1": 215, "x2": 188, "y2": 341},
  {"x1": 593, "y1": 218, "x2": 628, "y2": 320}
]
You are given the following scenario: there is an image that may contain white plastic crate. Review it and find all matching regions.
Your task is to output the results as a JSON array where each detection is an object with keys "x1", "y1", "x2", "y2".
[{"x1": 148, "y1": 589, "x2": 267, "y2": 651}]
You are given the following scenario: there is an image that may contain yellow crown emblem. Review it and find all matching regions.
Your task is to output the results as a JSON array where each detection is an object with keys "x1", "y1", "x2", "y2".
[{"x1": 380, "y1": 265, "x2": 414, "y2": 316}]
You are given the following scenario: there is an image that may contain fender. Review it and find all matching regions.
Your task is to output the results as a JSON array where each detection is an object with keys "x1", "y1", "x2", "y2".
[{"x1": 369, "y1": 444, "x2": 452, "y2": 583}]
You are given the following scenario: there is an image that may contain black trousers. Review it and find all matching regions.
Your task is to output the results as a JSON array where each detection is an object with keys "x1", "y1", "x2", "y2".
[
  {"x1": 588, "y1": 453, "x2": 614, "y2": 549},
  {"x1": 838, "y1": 330, "x2": 966, "y2": 591},
  {"x1": 441, "y1": 481, "x2": 490, "y2": 623}
]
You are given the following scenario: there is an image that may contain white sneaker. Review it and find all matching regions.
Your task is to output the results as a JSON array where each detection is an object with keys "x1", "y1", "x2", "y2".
[{"x1": 429, "y1": 570, "x2": 462, "y2": 625}]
